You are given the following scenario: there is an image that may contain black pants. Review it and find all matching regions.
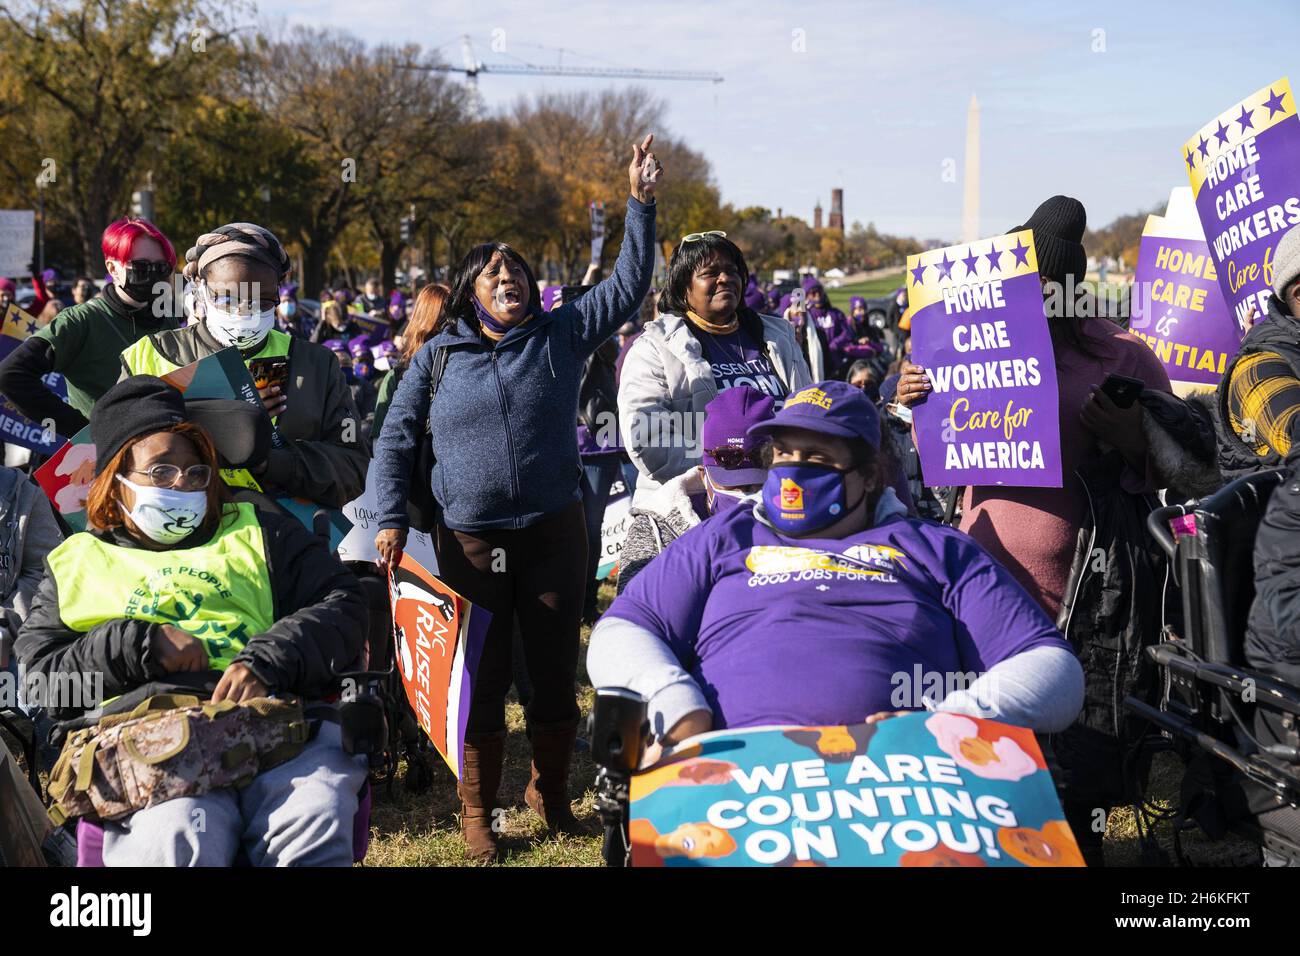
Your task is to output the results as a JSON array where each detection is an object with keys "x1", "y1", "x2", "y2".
[{"x1": 435, "y1": 501, "x2": 587, "y2": 734}]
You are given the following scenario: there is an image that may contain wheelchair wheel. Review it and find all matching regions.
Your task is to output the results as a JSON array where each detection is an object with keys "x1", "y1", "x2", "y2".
[{"x1": 404, "y1": 744, "x2": 435, "y2": 794}]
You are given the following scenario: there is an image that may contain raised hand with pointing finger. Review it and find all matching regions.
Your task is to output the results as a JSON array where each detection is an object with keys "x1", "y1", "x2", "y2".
[{"x1": 630, "y1": 133, "x2": 663, "y2": 204}]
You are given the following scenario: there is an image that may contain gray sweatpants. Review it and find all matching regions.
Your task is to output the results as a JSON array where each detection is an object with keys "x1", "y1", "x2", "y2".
[{"x1": 102, "y1": 721, "x2": 368, "y2": 867}]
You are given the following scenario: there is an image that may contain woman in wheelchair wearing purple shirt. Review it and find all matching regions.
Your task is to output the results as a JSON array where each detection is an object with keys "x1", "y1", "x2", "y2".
[{"x1": 589, "y1": 381, "x2": 1084, "y2": 753}]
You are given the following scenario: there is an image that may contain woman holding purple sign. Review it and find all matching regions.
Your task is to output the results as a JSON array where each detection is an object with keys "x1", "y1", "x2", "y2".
[
  {"x1": 896, "y1": 195, "x2": 1177, "y2": 866},
  {"x1": 895, "y1": 196, "x2": 1173, "y2": 616},
  {"x1": 590, "y1": 380, "x2": 1083, "y2": 756}
]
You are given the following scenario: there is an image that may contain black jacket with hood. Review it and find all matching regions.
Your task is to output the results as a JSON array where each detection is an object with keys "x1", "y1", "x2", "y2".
[{"x1": 118, "y1": 321, "x2": 367, "y2": 508}]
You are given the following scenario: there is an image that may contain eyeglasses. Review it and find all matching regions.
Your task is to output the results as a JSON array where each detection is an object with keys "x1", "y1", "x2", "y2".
[
  {"x1": 202, "y1": 283, "x2": 278, "y2": 314},
  {"x1": 704, "y1": 445, "x2": 761, "y2": 470},
  {"x1": 126, "y1": 464, "x2": 212, "y2": 490},
  {"x1": 680, "y1": 231, "x2": 727, "y2": 244}
]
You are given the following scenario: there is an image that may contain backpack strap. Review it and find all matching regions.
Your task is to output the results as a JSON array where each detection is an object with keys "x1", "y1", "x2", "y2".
[{"x1": 430, "y1": 346, "x2": 449, "y2": 396}]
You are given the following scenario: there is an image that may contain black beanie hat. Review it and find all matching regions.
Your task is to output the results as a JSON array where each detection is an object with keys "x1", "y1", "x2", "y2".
[
  {"x1": 91, "y1": 375, "x2": 189, "y2": 475},
  {"x1": 1013, "y1": 195, "x2": 1087, "y2": 285}
]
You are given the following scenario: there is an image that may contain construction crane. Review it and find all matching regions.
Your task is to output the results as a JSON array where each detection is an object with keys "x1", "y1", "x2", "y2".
[{"x1": 408, "y1": 35, "x2": 723, "y2": 86}]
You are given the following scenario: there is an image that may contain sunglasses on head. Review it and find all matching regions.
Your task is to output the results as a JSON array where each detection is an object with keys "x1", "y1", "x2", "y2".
[
  {"x1": 704, "y1": 445, "x2": 761, "y2": 470},
  {"x1": 680, "y1": 230, "x2": 727, "y2": 244}
]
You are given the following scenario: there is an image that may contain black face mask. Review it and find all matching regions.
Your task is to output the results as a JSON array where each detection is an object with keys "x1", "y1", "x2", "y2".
[{"x1": 118, "y1": 260, "x2": 171, "y2": 303}]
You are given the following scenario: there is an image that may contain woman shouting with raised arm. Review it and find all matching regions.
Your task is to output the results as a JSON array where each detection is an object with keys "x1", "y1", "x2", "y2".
[{"x1": 370, "y1": 135, "x2": 663, "y2": 861}]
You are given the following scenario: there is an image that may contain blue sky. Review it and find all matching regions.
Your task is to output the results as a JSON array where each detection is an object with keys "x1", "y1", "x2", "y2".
[{"x1": 261, "y1": 0, "x2": 1298, "y2": 241}]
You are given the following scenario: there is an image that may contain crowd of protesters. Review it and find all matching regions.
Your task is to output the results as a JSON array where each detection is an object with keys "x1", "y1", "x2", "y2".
[{"x1": 7, "y1": 128, "x2": 1300, "y2": 869}]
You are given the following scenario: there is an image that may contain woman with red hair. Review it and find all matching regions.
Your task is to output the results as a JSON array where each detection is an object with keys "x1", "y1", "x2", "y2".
[{"x1": 0, "y1": 217, "x2": 180, "y2": 443}]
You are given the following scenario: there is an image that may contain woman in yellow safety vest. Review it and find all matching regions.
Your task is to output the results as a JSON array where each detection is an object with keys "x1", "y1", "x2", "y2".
[{"x1": 15, "y1": 376, "x2": 370, "y2": 866}]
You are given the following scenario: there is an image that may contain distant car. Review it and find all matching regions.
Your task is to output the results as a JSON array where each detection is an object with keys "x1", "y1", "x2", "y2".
[{"x1": 862, "y1": 288, "x2": 906, "y2": 330}]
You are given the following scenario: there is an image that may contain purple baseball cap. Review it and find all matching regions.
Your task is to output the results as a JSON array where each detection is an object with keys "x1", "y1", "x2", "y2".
[
  {"x1": 748, "y1": 380, "x2": 881, "y2": 449},
  {"x1": 701, "y1": 386, "x2": 776, "y2": 487}
]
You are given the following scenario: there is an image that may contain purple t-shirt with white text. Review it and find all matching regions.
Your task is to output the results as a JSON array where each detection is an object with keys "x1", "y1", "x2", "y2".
[
  {"x1": 605, "y1": 505, "x2": 1068, "y2": 729},
  {"x1": 695, "y1": 328, "x2": 788, "y2": 406}
]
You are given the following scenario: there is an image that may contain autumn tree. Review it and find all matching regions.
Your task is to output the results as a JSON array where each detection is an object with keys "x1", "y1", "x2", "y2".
[
  {"x1": 0, "y1": 0, "x2": 250, "y2": 271},
  {"x1": 244, "y1": 26, "x2": 473, "y2": 296}
]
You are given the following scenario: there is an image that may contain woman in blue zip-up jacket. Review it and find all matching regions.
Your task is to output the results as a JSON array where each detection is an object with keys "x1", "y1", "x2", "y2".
[{"x1": 370, "y1": 135, "x2": 663, "y2": 860}]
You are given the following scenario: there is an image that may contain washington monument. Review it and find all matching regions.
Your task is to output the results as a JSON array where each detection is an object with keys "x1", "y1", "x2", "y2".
[{"x1": 962, "y1": 94, "x2": 980, "y2": 243}]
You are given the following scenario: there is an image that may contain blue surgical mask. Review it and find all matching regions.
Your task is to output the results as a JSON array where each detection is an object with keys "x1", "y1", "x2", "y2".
[{"x1": 762, "y1": 463, "x2": 856, "y2": 535}]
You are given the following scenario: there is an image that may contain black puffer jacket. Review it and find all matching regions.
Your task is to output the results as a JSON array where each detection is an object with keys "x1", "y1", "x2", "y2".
[
  {"x1": 1247, "y1": 433, "x2": 1300, "y2": 709},
  {"x1": 14, "y1": 506, "x2": 367, "y2": 720},
  {"x1": 1051, "y1": 450, "x2": 1179, "y2": 807}
]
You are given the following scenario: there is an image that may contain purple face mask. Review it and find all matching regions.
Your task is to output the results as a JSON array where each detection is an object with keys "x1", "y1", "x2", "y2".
[
  {"x1": 704, "y1": 472, "x2": 760, "y2": 516},
  {"x1": 762, "y1": 463, "x2": 853, "y2": 535}
]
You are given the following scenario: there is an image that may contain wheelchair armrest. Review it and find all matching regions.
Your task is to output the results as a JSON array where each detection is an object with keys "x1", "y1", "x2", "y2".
[
  {"x1": 1147, "y1": 503, "x2": 1189, "y2": 559},
  {"x1": 1147, "y1": 645, "x2": 1300, "y2": 720}
]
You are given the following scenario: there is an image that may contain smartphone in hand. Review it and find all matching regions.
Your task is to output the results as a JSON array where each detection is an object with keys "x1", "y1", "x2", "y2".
[
  {"x1": 1100, "y1": 373, "x2": 1144, "y2": 409},
  {"x1": 247, "y1": 356, "x2": 290, "y2": 393}
]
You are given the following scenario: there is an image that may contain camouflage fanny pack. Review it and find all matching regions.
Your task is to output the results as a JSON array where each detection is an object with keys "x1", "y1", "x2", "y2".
[{"x1": 47, "y1": 693, "x2": 311, "y2": 826}]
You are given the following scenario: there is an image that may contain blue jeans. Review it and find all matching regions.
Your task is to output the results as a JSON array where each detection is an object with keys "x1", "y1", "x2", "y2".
[
  {"x1": 102, "y1": 720, "x2": 367, "y2": 867},
  {"x1": 620, "y1": 460, "x2": 639, "y2": 496}
]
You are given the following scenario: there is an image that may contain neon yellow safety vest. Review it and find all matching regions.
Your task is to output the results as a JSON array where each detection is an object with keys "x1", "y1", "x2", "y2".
[
  {"x1": 119, "y1": 330, "x2": 293, "y2": 491},
  {"x1": 45, "y1": 502, "x2": 276, "y2": 672}
]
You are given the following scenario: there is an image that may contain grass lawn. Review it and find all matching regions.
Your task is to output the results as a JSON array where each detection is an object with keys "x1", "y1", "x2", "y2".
[
  {"x1": 363, "y1": 584, "x2": 615, "y2": 867},
  {"x1": 825, "y1": 271, "x2": 906, "y2": 314}
]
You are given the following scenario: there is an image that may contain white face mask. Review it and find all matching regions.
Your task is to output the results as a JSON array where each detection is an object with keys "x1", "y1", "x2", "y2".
[
  {"x1": 116, "y1": 475, "x2": 208, "y2": 544},
  {"x1": 202, "y1": 286, "x2": 276, "y2": 350}
]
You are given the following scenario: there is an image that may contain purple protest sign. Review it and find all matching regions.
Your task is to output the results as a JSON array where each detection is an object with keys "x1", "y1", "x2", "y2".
[
  {"x1": 1185, "y1": 78, "x2": 1300, "y2": 330},
  {"x1": 1129, "y1": 194, "x2": 1239, "y2": 391},
  {"x1": 0, "y1": 304, "x2": 65, "y2": 453},
  {"x1": 905, "y1": 230, "x2": 1062, "y2": 488}
]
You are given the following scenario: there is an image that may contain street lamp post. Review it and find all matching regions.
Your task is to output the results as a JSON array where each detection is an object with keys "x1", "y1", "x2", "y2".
[{"x1": 35, "y1": 177, "x2": 45, "y2": 275}]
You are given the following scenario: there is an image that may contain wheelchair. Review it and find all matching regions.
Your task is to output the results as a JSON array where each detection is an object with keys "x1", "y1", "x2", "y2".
[
  {"x1": 1127, "y1": 469, "x2": 1300, "y2": 865},
  {"x1": 588, "y1": 688, "x2": 651, "y2": 867},
  {"x1": 1, "y1": 513, "x2": 414, "y2": 868}
]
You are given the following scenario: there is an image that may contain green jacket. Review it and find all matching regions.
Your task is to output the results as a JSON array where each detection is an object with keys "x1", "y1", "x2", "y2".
[
  {"x1": 33, "y1": 293, "x2": 181, "y2": 419},
  {"x1": 371, "y1": 365, "x2": 403, "y2": 440},
  {"x1": 118, "y1": 323, "x2": 369, "y2": 508}
]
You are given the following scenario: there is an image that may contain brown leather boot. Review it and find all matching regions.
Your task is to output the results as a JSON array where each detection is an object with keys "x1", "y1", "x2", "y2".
[
  {"x1": 524, "y1": 718, "x2": 588, "y2": 836},
  {"x1": 458, "y1": 731, "x2": 505, "y2": 862}
]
